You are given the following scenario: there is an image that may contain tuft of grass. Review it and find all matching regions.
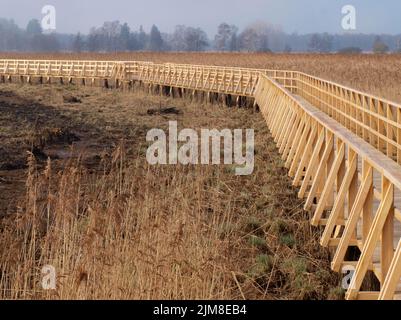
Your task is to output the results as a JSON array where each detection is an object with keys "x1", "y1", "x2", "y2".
[
  {"x1": 223, "y1": 165, "x2": 237, "y2": 174},
  {"x1": 248, "y1": 235, "x2": 267, "y2": 248},
  {"x1": 256, "y1": 254, "x2": 274, "y2": 271},
  {"x1": 244, "y1": 216, "x2": 262, "y2": 232},
  {"x1": 255, "y1": 197, "x2": 268, "y2": 210},
  {"x1": 218, "y1": 222, "x2": 237, "y2": 239},
  {"x1": 279, "y1": 233, "x2": 296, "y2": 248},
  {"x1": 282, "y1": 257, "x2": 309, "y2": 276},
  {"x1": 247, "y1": 254, "x2": 274, "y2": 279},
  {"x1": 270, "y1": 218, "x2": 290, "y2": 236},
  {"x1": 327, "y1": 287, "x2": 346, "y2": 300}
]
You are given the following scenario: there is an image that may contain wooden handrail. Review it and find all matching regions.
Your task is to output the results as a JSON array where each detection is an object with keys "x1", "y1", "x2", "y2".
[{"x1": 255, "y1": 74, "x2": 401, "y2": 300}]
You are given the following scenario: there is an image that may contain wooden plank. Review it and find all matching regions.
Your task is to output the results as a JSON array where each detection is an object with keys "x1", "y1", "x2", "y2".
[
  {"x1": 331, "y1": 162, "x2": 373, "y2": 272},
  {"x1": 347, "y1": 178, "x2": 394, "y2": 300},
  {"x1": 357, "y1": 292, "x2": 380, "y2": 300},
  {"x1": 311, "y1": 141, "x2": 345, "y2": 226},
  {"x1": 289, "y1": 117, "x2": 312, "y2": 177},
  {"x1": 379, "y1": 240, "x2": 401, "y2": 300},
  {"x1": 304, "y1": 131, "x2": 334, "y2": 210},
  {"x1": 293, "y1": 122, "x2": 317, "y2": 186},
  {"x1": 320, "y1": 151, "x2": 357, "y2": 247},
  {"x1": 298, "y1": 127, "x2": 325, "y2": 198}
]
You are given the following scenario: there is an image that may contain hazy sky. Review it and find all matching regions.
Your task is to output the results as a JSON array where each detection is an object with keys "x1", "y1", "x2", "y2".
[{"x1": 1, "y1": 0, "x2": 400, "y2": 35}]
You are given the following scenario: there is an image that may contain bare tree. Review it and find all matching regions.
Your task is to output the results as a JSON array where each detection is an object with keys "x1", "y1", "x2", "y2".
[
  {"x1": 73, "y1": 33, "x2": 84, "y2": 52},
  {"x1": 238, "y1": 22, "x2": 270, "y2": 52},
  {"x1": 137, "y1": 25, "x2": 147, "y2": 50},
  {"x1": 308, "y1": 33, "x2": 333, "y2": 53},
  {"x1": 119, "y1": 23, "x2": 131, "y2": 50},
  {"x1": 148, "y1": 25, "x2": 164, "y2": 51},
  {"x1": 373, "y1": 36, "x2": 389, "y2": 54},
  {"x1": 171, "y1": 25, "x2": 209, "y2": 51},
  {"x1": 26, "y1": 19, "x2": 42, "y2": 35},
  {"x1": 214, "y1": 23, "x2": 238, "y2": 51},
  {"x1": 184, "y1": 27, "x2": 208, "y2": 51}
]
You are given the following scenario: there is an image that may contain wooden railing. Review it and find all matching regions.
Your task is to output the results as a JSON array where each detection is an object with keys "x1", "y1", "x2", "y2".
[
  {"x1": 129, "y1": 62, "x2": 297, "y2": 95},
  {"x1": 0, "y1": 59, "x2": 297, "y2": 96},
  {"x1": 255, "y1": 74, "x2": 401, "y2": 300},
  {"x1": 0, "y1": 60, "x2": 127, "y2": 80},
  {"x1": 295, "y1": 72, "x2": 401, "y2": 165},
  {"x1": 132, "y1": 62, "x2": 261, "y2": 96},
  {"x1": 1, "y1": 59, "x2": 401, "y2": 299}
]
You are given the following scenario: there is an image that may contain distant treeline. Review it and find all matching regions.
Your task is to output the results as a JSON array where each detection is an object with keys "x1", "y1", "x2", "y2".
[{"x1": 1, "y1": 18, "x2": 400, "y2": 53}]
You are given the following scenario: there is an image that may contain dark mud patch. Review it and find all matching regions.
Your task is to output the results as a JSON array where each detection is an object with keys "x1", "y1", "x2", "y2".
[
  {"x1": 0, "y1": 91, "x2": 92, "y2": 215},
  {"x1": 0, "y1": 88, "x2": 145, "y2": 216},
  {"x1": 33, "y1": 128, "x2": 81, "y2": 149},
  {"x1": 147, "y1": 106, "x2": 181, "y2": 115},
  {"x1": 0, "y1": 159, "x2": 27, "y2": 171},
  {"x1": 63, "y1": 95, "x2": 82, "y2": 104}
]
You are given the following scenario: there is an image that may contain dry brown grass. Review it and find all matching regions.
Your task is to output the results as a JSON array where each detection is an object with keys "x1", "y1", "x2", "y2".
[
  {"x1": 0, "y1": 84, "x2": 341, "y2": 300},
  {"x1": 0, "y1": 146, "x2": 339, "y2": 300},
  {"x1": 1, "y1": 52, "x2": 401, "y2": 103},
  {"x1": 0, "y1": 153, "x2": 236, "y2": 299}
]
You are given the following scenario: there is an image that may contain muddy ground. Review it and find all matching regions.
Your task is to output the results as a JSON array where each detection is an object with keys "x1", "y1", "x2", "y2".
[
  {"x1": 0, "y1": 83, "x2": 200, "y2": 215},
  {"x1": 0, "y1": 83, "x2": 263, "y2": 216}
]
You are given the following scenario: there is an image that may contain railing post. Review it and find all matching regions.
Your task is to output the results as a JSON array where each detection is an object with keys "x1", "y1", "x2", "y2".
[
  {"x1": 381, "y1": 178, "x2": 395, "y2": 282},
  {"x1": 347, "y1": 176, "x2": 394, "y2": 300}
]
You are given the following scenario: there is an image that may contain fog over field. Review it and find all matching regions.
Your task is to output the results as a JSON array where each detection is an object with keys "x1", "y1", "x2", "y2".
[{"x1": 1, "y1": 0, "x2": 400, "y2": 35}]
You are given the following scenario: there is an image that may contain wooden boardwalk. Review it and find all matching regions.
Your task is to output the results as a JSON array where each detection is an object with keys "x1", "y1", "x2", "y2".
[
  {"x1": 296, "y1": 96, "x2": 401, "y2": 299},
  {"x1": 1, "y1": 59, "x2": 401, "y2": 300}
]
